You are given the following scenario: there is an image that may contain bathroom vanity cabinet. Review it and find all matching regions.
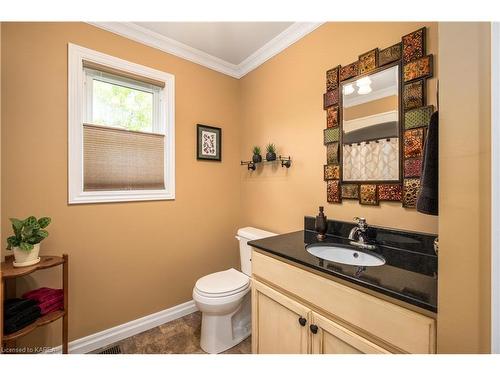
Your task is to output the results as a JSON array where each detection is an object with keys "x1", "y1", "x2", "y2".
[{"x1": 251, "y1": 250, "x2": 436, "y2": 354}]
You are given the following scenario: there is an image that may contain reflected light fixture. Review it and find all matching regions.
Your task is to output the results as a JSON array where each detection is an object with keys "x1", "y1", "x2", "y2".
[
  {"x1": 356, "y1": 76, "x2": 372, "y2": 95},
  {"x1": 356, "y1": 77, "x2": 372, "y2": 87},
  {"x1": 358, "y1": 85, "x2": 372, "y2": 94},
  {"x1": 343, "y1": 84, "x2": 355, "y2": 95}
]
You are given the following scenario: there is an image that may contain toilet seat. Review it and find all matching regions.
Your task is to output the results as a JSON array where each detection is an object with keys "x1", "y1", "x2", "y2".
[{"x1": 195, "y1": 268, "x2": 250, "y2": 298}]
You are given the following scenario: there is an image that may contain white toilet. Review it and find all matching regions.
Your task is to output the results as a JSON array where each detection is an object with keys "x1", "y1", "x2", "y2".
[{"x1": 193, "y1": 227, "x2": 276, "y2": 354}]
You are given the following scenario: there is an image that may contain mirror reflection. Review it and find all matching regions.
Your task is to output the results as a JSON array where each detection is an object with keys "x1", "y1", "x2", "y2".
[{"x1": 341, "y1": 65, "x2": 400, "y2": 182}]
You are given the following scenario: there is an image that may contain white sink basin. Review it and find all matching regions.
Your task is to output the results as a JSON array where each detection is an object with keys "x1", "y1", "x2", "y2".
[{"x1": 306, "y1": 244, "x2": 385, "y2": 267}]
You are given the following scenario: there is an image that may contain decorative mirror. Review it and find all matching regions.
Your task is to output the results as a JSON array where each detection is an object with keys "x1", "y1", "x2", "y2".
[
  {"x1": 341, "y1": 63, "x2": 401, "y2": 183},
  {"x1": 322, "y1": 27, "x2": 434, "y2": 208}
]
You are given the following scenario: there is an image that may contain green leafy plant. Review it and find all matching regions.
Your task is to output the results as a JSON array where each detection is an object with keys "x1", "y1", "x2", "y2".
[
  {"x1": 252, "y1": 146, "x2": 261, "y2": 155},
  {"x1": 266, "y1": 143, "x2": 276, "y2": 154},
  {"x1": 6, "y1": 216, "x2": 51, "y2": 251}
]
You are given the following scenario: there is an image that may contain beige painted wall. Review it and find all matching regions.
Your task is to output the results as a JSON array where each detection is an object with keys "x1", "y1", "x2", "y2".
[
  {"x1": 438, "y1": 22, "x2": 491, "y2": 353},
  {"x1": 239, "y1": 22, "x2": 439, "y2": 235},
  {"x1": 1, "y1": 22, "x2": 241, "y2": 347}
]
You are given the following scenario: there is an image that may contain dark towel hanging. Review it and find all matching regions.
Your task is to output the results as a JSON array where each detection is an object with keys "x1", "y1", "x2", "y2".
[{"x1": 417, "y1": 111, "x2": 439, "y2": 215}]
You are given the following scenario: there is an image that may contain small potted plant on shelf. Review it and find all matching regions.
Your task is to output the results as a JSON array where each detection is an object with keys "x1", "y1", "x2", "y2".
[
  {"x1": 6, "y1": 216, "x2": 51, "y2": 268},
  {"x1": 252, "y1": 146, "x2": 262, "y2": 163},
  {"x1": 266, "y1": 143, "x2": 277, "y2": 161}
]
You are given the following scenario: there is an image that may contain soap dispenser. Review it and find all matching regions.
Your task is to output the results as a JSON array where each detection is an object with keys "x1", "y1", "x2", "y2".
[{"x1": 315, "y1": 206, "x2": 327, "y2": 241}]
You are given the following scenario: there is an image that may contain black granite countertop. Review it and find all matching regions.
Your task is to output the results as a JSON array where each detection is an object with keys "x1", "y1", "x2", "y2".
[{"x1": 249, "y1": 219, "x2": 438, "y2": 312}]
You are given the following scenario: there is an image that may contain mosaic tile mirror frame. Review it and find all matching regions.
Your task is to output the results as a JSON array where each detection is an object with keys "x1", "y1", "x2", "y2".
[{"x1": 323, "y1": 27, "x2": 434, "y2": 208}]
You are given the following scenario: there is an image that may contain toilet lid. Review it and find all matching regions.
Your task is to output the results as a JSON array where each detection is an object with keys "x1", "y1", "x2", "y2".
[{"x1": 195, "y1": 268, "x2": 250, "y2": 297}]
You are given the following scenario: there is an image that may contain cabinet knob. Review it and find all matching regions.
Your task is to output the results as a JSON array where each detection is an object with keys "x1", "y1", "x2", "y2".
[
  {"x1": 298, "y1": 317, "x2": 307, "y2": 326},
  {"x1": 310, "y1": 324, "x2": 318, "y2": 334}
]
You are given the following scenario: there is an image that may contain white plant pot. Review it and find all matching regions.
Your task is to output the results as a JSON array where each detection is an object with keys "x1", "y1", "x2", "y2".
[{"x1": 12, "y1": 243, "x2": 41, "y2": 267}]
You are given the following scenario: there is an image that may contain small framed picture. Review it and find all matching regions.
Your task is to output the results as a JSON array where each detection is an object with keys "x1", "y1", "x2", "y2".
[{"x1": 197, "y1": 124, "x2": 222, "y2": 161}]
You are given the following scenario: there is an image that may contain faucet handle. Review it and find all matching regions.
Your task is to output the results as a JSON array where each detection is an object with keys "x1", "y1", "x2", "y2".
[{"x1": 353, "y1": 217, "x2": 367, "y2": 229}]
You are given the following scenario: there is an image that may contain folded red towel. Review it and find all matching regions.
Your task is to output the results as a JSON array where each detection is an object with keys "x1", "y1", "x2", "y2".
[
  {"x1": 22, "y1": 288, "x2": 63, "y2": 304},
  {"x1": 21, "y1": 288, "x2": 64, "y2": 316},
  {"x1": 38, "y1": 293, "x2": 62, "y2": 308},
  {"x1": 22, "y1": 287, "x2": 53, "y2": 298},
  {"x1": 39, "y1": 299, "x2": 63, "y2": 315}
]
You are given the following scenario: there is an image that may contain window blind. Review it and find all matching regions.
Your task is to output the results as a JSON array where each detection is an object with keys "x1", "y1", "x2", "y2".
[
  {"x1": 83, "y1": 123, "x2": 165, "y2": 191},
  {"x1": 82, "y1": 60, "x2": 166, "y2": 88}
]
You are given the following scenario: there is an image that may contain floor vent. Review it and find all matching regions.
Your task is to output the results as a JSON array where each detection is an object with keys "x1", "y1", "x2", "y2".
[{"x1": 97, "y1": 345, "x2": 122, "y2": 354}]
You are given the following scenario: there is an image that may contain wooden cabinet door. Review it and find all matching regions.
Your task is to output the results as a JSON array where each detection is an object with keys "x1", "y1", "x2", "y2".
[
  {"x1": 252, "y1": 280, "x2": 311, "y2": 354},
  {"x1": 310, "y1": 312, "x2": 390, "y2": 354}
]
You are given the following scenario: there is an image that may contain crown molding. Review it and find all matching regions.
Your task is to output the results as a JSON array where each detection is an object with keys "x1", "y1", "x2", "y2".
[
  {"x1": 87, "y1": 22, "x2": 239, "y2": 77},
  {"x1": 88, "y1": 22, "x2": 324, "y2": 79},
  {"x1": 237, "y1": 22, "x2": 324, "y2": 77}
]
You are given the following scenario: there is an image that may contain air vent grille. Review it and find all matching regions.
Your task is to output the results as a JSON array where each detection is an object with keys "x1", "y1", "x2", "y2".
[{"x1": 97, "y1": 345, "x2": 122, "y2": 354}]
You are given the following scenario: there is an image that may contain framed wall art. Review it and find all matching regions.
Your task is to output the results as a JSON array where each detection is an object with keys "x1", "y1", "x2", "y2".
[{"x1": 197, "y1": 124, "x2": 222, "y2": 161}]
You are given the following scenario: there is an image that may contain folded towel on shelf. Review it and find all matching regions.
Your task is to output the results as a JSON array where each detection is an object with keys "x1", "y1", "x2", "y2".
[
  {"x1": 39, "y1": 302, "x2": 63, "y2": 315},
  {"x1": 3, "y1": 298, "x2": 38, "y2": 320},
  {"x1": 3, "y1": 304, "x2": 42, "y2": 335},
  {"x1": 22, "y1": 287, "x2": 53, "y2": 298},
  {"x1": 22, "y1": 287, "x2": 63, "y2": 304},
  {"x1": 38, "y1": 295, "x2": 64, "y2": 315}
]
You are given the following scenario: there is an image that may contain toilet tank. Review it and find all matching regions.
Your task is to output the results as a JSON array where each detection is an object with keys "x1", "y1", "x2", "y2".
[{"x1": 236, "y1": 227, "x2": 276, "y2": 276}]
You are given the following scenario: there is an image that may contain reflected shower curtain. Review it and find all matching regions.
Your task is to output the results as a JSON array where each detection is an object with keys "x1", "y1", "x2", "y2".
[{"x1": 343, "y1": 138, "x2": 399, "y2": 181}]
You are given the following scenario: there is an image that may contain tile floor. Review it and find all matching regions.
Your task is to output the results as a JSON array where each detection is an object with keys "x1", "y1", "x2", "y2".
[{"x1": 94, "y1": 312, "x2": 251, "y2": 354}]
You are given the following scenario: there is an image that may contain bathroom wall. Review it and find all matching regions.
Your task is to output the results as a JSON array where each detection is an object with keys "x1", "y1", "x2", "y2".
[
  {"x1": 1, "y1": 22, "x2": 242, "y2": 347},
  {"x1": 438, "y1": 22, "x2": 491, "y2": 353},
  {"x1": 239, "y1": 22, "x2": 439, "y2": 235}
]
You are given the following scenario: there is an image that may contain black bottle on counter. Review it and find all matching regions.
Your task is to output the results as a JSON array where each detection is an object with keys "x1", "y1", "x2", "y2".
[{"x1": 315, "y1": 206, "x2": 327, "y2": 241}]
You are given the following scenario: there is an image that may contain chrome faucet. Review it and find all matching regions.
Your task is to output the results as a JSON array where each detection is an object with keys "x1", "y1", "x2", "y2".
[{"x1": 348, "y1": 217, "x2": 376, "y2": 250}]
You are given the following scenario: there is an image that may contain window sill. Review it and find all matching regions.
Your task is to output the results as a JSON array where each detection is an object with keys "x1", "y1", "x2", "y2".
[{"x1": 68, "y1": 190, "x2": 175, "y2": 204}]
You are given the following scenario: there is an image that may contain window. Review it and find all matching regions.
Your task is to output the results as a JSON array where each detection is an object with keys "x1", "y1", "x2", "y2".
[{"x1": 68, "y1": 44, "x2": 175, "y2": 204}]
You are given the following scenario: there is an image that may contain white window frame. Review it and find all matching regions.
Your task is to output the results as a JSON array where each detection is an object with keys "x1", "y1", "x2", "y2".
[{"x1": 68, "y1": 43, "x2": 175, "y2": 204}]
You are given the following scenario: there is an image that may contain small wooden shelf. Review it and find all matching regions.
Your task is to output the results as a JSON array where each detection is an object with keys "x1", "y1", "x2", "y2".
[
  {"x1": 1, "y1": 256, "x2": 65, "y2": 279},
  {"x1": 2, "y1": 310, "x2": 66, "y2": 342},
  {"x1": 1, "y1": 254, "x2": 68, "y2": 354},
  {"x1": 240, "y1": 155, "x2": 292, "y2": 171}
]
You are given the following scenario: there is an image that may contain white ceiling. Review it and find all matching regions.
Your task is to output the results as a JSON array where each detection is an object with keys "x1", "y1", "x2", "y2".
[
  {"x1": 89, "y1": 22, "x2": 324, "y2": 78},
  {"x1": 133, "y1": 22, "x2": 293, "y2": 65}
]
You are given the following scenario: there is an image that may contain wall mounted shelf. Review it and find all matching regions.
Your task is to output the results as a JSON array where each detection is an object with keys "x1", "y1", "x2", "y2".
[{"x1": 241, "y1": 156, "x2": 292, "y2": 171}]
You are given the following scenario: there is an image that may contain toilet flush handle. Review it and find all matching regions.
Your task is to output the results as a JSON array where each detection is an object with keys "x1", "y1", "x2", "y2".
[{"x1": 235, "y1": 236, "x2": 241, "y2": 241}]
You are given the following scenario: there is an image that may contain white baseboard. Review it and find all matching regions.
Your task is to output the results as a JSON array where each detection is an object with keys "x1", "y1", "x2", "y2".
[{"x1": 46, "y1": 300, "x2": 197, "y2": 354}]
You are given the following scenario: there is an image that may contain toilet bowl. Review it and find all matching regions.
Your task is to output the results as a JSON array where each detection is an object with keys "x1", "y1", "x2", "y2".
[{"x1": 193, "y1": 227, "x2": 276, "y2": 354}]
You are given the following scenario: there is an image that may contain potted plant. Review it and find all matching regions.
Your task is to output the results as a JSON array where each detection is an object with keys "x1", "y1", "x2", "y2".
[
  {"x1": 266, "y1": 143, "x2": 277, "y2": 161},
  {"x1": 6, "y1": 216, "x2": 51, "y2": 267},
  {"x1": 252, "y1": 146, "x2": 262, "y2": 163}
]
